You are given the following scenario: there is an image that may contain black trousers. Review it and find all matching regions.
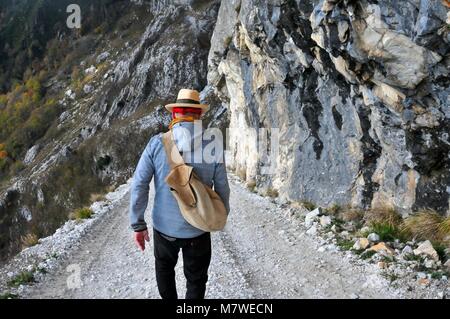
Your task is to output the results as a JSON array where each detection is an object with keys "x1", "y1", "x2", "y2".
[{"x1": 153, "y1": 229, "x2": 211, "y2": 299}]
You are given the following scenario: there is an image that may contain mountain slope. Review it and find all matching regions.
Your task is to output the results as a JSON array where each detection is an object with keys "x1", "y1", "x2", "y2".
[
  {"x1": 207, "y1": 0, "x2": 450, "y2": 214},
  {"x1": 0, "y1": 0, "x2": 220, "y2": 262}
]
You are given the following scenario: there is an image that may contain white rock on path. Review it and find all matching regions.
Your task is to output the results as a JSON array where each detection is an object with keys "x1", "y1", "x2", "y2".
[
  {"x1": 83, "y1": 84, "x2": 94, "y2": 94},
  {"x1": 353, "y1": 238, "x2": 370, "y2": 250},
  {"x1": 367, "y1": 233, "x2": 380, "y2": 243},
  {"x1": 85, "y1": 65, "x2": 97, "y2": 74},
  {"x1": 65, "y1": 89, "x2": 76, "y2": 100},
  {"x1": 304, "y1": 208, "x2": 321, "y2": 228},
  {"x1": 424, "y1": 259, "x2": 435, "y2": 269},
  {"x1": 444, "y1": 260, "x2": 450, "y2": 272},
  {"x1": 414, "y1": 240, "x2": 439, "y2": 261},
  {"x1": 319, "y1": 215, "x2": 332, "y2": 227},
  {"x1": 402, "y1": 245, "x2": 413, "y2": 255},
  {"x1": 306, "y1": 225, "x2": 318, "y2": 236},
  {"x1": 360, "y1": 226, "x2": 371, "y2": 234}
]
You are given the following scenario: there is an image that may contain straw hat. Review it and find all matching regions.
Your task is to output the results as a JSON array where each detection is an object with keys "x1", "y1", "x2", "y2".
[{"x1": 165, "y1": 89, "x2": 209, "y2": 114}]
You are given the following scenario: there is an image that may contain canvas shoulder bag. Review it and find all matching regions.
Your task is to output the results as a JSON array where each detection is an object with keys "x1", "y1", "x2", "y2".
[{"x1": 161, "y1": 130, "x2": 227, "y2": 232}]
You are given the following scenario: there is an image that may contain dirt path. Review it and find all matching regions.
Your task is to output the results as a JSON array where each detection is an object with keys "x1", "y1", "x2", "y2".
[{"x1": 21, "y1": 176, "x2": 398, "y2": 299}]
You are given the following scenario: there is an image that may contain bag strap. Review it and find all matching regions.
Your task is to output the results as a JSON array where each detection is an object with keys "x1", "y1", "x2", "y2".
[{"x1": 162, "y1": 131, "x2": 185, "y2": 169}]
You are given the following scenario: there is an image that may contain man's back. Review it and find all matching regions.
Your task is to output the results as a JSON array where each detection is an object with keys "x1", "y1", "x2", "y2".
[{"x1": 129, "y1": 121, "x2": 230, "y2": 238}]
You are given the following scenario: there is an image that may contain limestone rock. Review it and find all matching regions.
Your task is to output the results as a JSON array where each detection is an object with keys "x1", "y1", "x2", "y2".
[
  {"x1": 353, "y1": 238, "x2": 370, "y2": 250},
  {"x1": 418, "y1": 278, "x2": 430, "y2": 286},
  {"x1": 85, "y1": 65, "x2": 97, "y2": 75},
  {"x1": 206, "y1": 0, "x2": 450, "y2": 217},
  {"x1": 319, "y1": 215, "x2": 332, "y2": 227},
  {"x1": 367, "y1": 233, "x2": 380, "y2": 243},
  {"x1": 444, "y1": 260, "x2": 450, "y2": 272},
  {"x1": 377, "y1": 261, "x2": 387, "y2": 269},
  {"x1": 424, "y1": 259, "x2": 436, "y2": 269},
  {"x1": 65, "y1": 89, "x2": 76, "y2": 100},
  {"x1": 306, "y1": 225, "x2": 318, "y2": 236},
  {"x1": 305, "y1": 208, "x2": 322, "y2": 228},
  {"x1": 83, "y1": 84, "x2": 94, "y2": 94},
  {"x1": 96, "y1": 51, "x2": 110, "y2": 64},
  {"x1": 368, "y1": 242, "x2": 394, "y2": 256},
  {"x1": 23, "y1": 145, "x2": 40, "y2": 165},
  {"x1": 401, "y1": 245, "x2": 413, "y2": 255},
  {"x1": 414, "y1": 240, "x2": 440, "y2": 261}
]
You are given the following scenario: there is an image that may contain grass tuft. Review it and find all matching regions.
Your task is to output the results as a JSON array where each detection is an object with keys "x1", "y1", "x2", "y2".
[
  {"x1": 265, "y1": 188, "x2": 279, "y2": 198},
  {"x1": 364, "y1": 206, "x2": 402, "y2": 229},
  {"x1": 403, "y1": 253, "x2": 424, "y2": 262},
  {"x1": 339, "y1": 208, "x2": 364, "y2": 223},
  {"x1": 69, "y1": 207, "x2": 93, "y2": 220},
  {"x1": 402, "y1": 210, "x2": 445, "y2": 243},
  {"x1": 336, "y1": 238, "x2": 354, "y2": 251},
  {"x1": 434, "y1": 244, "x2": 448, "y2": 263},
  {"x1": 299, "y1": 201, "x2": 316, "y2": 211},
  {"x1": 438, "y1": 216, "x2": 450, "y2": 239},
  {"x1": 246, "y1": 180, "x2": 257, "y2": 193},
  {"x1": 89, "y1": 193, "x2": 106, "y2": 203},
  {"x1": 21, "y1": 233, "x2": 39, "y2": 248},
  {"x1": 360, "y1": 250, "x2": 377, "y2": 260},
  {"x1": 370, "y1": 222, "x2": 403, "y2": 242},
  {"x1": 0, "y1": 292, "x2": 19, "y2": 299},
  {"x1": 7, "y1": 271, "x2": 35, "y2": 287},
  {"x1": 381, "y1": 271, "x2": 399, "y2": 283},
  {"x1": 325, "y1": 204, "x2": 341, "y2": 215}
]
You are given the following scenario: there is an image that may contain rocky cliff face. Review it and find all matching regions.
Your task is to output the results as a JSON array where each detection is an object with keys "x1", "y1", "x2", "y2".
[{"x1": 207, "y1": 0, "x2": 450, "y2": 215}]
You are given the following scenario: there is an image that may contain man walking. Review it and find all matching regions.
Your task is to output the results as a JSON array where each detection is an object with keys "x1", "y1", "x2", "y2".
[{"x1": 129, "y1": 89, "x2": 230, "y2": 299}]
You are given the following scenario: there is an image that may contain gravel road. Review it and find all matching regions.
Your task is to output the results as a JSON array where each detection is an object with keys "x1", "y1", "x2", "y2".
[{"x1": 16, "y1": 175, "x2": 404, "y2": 299}]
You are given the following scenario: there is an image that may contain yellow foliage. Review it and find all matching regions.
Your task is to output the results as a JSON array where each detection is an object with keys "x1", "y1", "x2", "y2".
[
  {"x1": 21, "y1": 233, "x2": 39, "y2": 248},
  {"x1": 96, "y1": 61, "x2": 109, "y2": 73},
  {"x1": 438, "y1": 217, "x2": 450, "y2": 238},
  {"x1": 44, "y1": 98, "x2": 56, "y2": 107},
  {"x1": 25, "y1": 77, "x2": 40, "y2": 92},
  {"x1": 81, "y1": 73, "x2": 95, "y2": 86},
  {"x1": 0, "y1": 150, "x2": 7, "y2": 159},
  {"x1": 0, "y1": 94, "x2": 7, "y2": 105},
  {"x1": 24, "y1": 77, "x2": 41, "y2": 103}
]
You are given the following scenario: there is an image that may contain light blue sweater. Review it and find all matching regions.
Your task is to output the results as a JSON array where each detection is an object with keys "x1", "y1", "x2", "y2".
[{"x1": 129, "y1": 122, "x2": 230, "y2": 238}]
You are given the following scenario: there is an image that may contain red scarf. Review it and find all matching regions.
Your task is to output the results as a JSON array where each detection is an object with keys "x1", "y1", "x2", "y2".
[{"x1": 169, "y1": 107, "x2": 202, "y2": 130}]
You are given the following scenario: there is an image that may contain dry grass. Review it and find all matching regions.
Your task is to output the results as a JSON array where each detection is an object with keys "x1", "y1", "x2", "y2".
[
  {"x1": 292, "y1": 201, "x2": 316, "y2": 211},
  {"x1": 364, "y1": 206, "x2": 402, "y2": 228},
  {"x1": 90, "y1": 193, "x2": 106, "y2": 203},
  {"x1": 439, "y1": 217, "x2": 450, "y2": 238},
  {"x1": 236, "y1": 168, "x2": 247, "y2": 181},
  {"x1": 402, "y1": 210, "x2": 450, "y2": 245},
  {"x1": 245, "y1": 180, "x2": 257, "y2": 193},
  {"x1": 325, "y1": 204, "x2": 341, "y2": 215},
  {"x1": 265, "y1": 188, "x2": 279, "y2": 198},
  {"x1": 21, "y1": 233, "x2": 39, "y2": 248},
  {"x1": 339, "y1": 208, "x2": 364, "y2": 223}
]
